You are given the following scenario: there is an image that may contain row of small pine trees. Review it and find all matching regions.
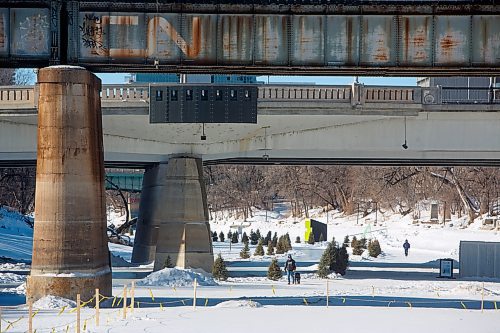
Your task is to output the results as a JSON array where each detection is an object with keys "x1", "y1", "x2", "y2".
[
  {"x1": 212, "y1": 254, "x2": 283, "y2": 281},
  {"x1": 212, "y1": 236, "x2": 382, "y2": 281},
  {"x1": 239, "y1": 233, "x2": 293, "y2": 259},
  {"x1": 349, "y1": 236, "x2": 382, "y2": 257}
]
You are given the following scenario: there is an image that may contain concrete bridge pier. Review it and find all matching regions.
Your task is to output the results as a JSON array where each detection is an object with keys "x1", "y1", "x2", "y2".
[
  {"x1": 131, "y1": 164, "x2": 169, "y2": 264},
  {"x1": 27, "y1": 66, "x2": 112, "y2": 303},
  {"x1": 132, "y1": 157, "x2": 214, "y2": 272}
]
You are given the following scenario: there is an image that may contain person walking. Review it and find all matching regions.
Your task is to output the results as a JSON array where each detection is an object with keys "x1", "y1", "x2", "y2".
[
  {"x1": 403, "y1": 239, "x2": 411, "y2": 257},
  {"x1": 284, "y1": 254, "x2": 296, "y2": 284}
]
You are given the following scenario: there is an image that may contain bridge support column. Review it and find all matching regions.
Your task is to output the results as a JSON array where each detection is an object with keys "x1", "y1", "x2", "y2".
[
  {"x1": 132, "y1": 157, "x2": 213, "y2": 272},
  {"x1": 27, "y1": 66, "x2": 112, "y2": 303},
  {"x1": 131, "y1": 164, "x2": 169, "y2": 264},
  {"x1": 154, "y1": 157, "x2": 213, "y2": 272}
]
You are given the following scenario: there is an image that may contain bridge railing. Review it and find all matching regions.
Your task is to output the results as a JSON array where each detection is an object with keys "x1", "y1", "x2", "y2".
[
  {"x1": 0, "y1": 86, "x2": 36, "y2": 108},
  {"x1": 1, "y1": 84, "x2": 499, "y2": 110},
  {"x1": 101, "y1": 85, "x2": 149, "y2": 102},
  {"x1": 258, "y1": 85, "x2": 351, "y2": 102},
  {"x1": 363, "y1": 87, "x2": 416, "y2": 103}
]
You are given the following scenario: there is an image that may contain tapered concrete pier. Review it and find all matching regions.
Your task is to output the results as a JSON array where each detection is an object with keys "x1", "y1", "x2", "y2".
[
  {"x1": 131, "y1": 164, "x2": 169, "y2": 264},
  {"x1": 132, "y1": 157, "x2": 213, "y2": 272},
  {"x1": 27, "y1": 66, "x2": 112, "y2": 303}
]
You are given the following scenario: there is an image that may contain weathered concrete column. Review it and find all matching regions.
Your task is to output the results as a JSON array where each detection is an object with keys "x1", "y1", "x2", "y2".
[
  {"x1": 27, "y1": 66, "x2": 112, "y2": 303},
  {"x1": 131, "y1": 164, "x2": 168, "y2": 264},
  {"x1": 148, "y1": 157, "x2": 213, "y2": 272}
]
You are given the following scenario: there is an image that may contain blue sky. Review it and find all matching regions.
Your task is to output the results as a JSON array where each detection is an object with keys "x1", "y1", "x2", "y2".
[{"x1": 97, "y1": 73, "x2": 417, "y2": 86}]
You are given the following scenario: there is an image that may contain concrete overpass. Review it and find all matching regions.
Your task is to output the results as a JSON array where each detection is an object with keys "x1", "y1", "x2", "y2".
[{"x1": 1, "y1": 83, "x2": 500, "y2": 167}]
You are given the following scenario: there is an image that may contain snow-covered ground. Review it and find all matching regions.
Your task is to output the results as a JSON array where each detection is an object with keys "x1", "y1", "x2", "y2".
[{"x1": 1, "y1": 205, "x2": 499, "y2": 332}]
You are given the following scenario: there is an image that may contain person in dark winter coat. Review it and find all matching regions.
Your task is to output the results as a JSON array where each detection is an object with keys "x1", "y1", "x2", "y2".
[
  {"x1": 284, "y1": 254, "x2": 296, "y2": 284},
  {"x1": 403, "y1": 239, "x2": 410, "y2": 257}
]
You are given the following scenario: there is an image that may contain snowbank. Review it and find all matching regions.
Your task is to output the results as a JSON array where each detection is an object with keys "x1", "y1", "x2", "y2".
[
  {"x1": 0, "y1": 282, "x2": 26, "y2": 294},
  {"x1": 33, "y1": 295, "x2": 76, "y2": 309},
  {"x1": 137, "y1": 268, "x2": 218, "y2": 287},
  {"x1": 0, "y1": 206, "x2": 33, "y2": 236},
  {"x1": 0, "y1": 263, "x2": 29, "y2": 270},
  {"x1": 0, "y1": 272, "x2": 27, "y2": 284},
  {"x1": 215, "y1": 300, "x2": 262, "y2": 308}
]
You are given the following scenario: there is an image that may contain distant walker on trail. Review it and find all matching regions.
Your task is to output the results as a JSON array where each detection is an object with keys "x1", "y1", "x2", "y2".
[
  {"x1": 403, "y1": 239, "x2": 411, "y2": 257},
  {"x1": 284, "y1": 254, "x2": 296, "y2": 284}
]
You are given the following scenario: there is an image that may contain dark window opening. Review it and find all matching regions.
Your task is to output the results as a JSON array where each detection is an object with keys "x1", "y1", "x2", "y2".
[
  {"x1": 201, "y1": 89, "x2": 208, "y2": 101},
  {"x1": 170, "y1": 90, "x2": 178, "y2": 101},
  {"x1": 155, "y1": 90, "x2": 163, "y2": 101},
  {"x1": 216, "y1": 89, "x2": 223, "y2": 101},
  {"x1": 186, "y1": 89, "x2": 193, "y2": 101},
  {"x1": 230, "y1": 89, "x2": 237, "y2": 101}
]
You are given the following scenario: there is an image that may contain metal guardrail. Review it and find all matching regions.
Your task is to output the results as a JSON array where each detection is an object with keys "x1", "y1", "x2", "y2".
[{"x1": 0, "y1": 84, "x2": 499, "y2": 110}]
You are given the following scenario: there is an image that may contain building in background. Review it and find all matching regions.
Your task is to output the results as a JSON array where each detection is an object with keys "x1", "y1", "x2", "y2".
[
  {"x1": 129, "y1": 74, "x2": 257, "y2": 84},
  {"x1": 417, "y1": 77, "x2": 499, "y2": 103}
]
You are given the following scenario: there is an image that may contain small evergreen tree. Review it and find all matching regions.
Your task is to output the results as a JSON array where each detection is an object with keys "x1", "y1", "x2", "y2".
[
  {"x1": 255, "y1": 229, "x2": 261, "y2": 240},
  {"x1": 343, "y1": 235, "x2": 350, "y2": 247},
  {"x1": 307, "y1": 232, "x2": 315, "y2": 245},
  {"x1": 219, "y1": 231, "x2": 225, "y2": 242},
  {"x1": 267, "y1": 258, "x2": 283, "y2": 281},
  {"x1": 212, "y1": 254, "x2": 228, "y2": 281},
  {"x1": 272, "y1": 232, "x2": 278, "y2": 247},
  {"x1": 351, "y1": 236, "x2": 358, "y2": 248},
  {"x1": 163, "y1": 255, "x2": 175, "y2": 269},
  {"x1": 295, "y1": 236, "x2": 301, "y2": 243},
  {"x1": 317, "y1": 242, "x2": 334, "y2": 278},
  {"x1": 360, "y1": 238, "x2": 368, "y2": 249},
  {"x1": 254, "y1": 239, "x2": 265, "y2": 256},
  {"x1": 275, "y1": 236, "x2": 286, "y2": 254},
  {"x1": 240, "y1": 241, "x2": 250, "y2": 259},
  {"x1": 368, "y1": 239, "x2": 382, "y2": 258},
  {"x1": 250, "y1": 230, "x2": 259, "y2": 245},
  {"x1": 264, "y1": 231, "x2": 272, "y2": 245},
  {"x1": 284, "y1": 233, "x2": 292, "y2": 251},
  {"x1": 266, "y1": 240, "x2": 275, "y2": 255},
  {"x1": 212, "y1": 231, "x2": 218, "y2": 242},
  {"x1": 227, "y1": 230, "x2": 233, "y2": 241},
  {"x1": 241, "y1": 232, "x2": 249, "y2": 244},
  {"x1": 231, "y1": 231, "x2": 239, "y2": 243},
  {"x1": 319, "y1": 233, "x2": 325, "y2": 242},
  {"x1": 352, "y1": 236, "x2": 364, "y2": 255},
  {"x1": 332, "y1": 245, "x2": 349, "y2": 275}
]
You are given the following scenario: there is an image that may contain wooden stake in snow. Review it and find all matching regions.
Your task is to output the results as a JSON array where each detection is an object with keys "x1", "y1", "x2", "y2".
[
  {"x1": 123, "y1": 285, "x2": 128, "y2": 319},
  {"x1": 481, "y1": 282, "x2": 485, "y2": 313},
  {"x1": 76, "y1": 294, "x2": 81, "y2": 333},
  {"x1": 326, "y1": 279, "x2": 329, "y2": 308},
  {"x1": 95, "y1": 288, "x2": 100, "y2": 327},
  {"x1": 28, "y1": 302, "x2": 33, "y2": 333},
  {"x1": 193, "y1": 278, "x2": 197, "y2": 309},
  {"x1": 131, "y1": 282, "x2": 135, "y2": 312}
]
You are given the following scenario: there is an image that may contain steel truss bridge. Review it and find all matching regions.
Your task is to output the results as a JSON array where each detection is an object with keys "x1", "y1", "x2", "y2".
[{"x1": 0, "y1": 0, "x2": 498, "y2": 75}]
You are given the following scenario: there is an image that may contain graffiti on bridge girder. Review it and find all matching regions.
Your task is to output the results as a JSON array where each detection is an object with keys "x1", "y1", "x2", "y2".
[{"x1": 78, "y1": 13, "x2": 201, "y2": 59}]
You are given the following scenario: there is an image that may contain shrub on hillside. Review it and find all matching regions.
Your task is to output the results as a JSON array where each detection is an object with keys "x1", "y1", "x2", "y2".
[{"x1": 368, "y1": 239, "x2": 382, "y2": 258}]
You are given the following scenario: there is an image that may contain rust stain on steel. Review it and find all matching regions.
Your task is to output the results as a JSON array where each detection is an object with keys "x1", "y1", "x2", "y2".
[
  {"x1": 0, "y1": 14, "x2": 4, "y2": 48},
  {"x1": 147, "y1": 16, "x2": 201, "y2": 59},
  {"x1": 346, "y1": 17, "x2": 353, "y2": 64},
  {"x1": 374, "y1": 33, "x2": 389, "y2": 62},
  {"x1": 440, "y1": 34, "x2": 459, "y2": 58}
]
